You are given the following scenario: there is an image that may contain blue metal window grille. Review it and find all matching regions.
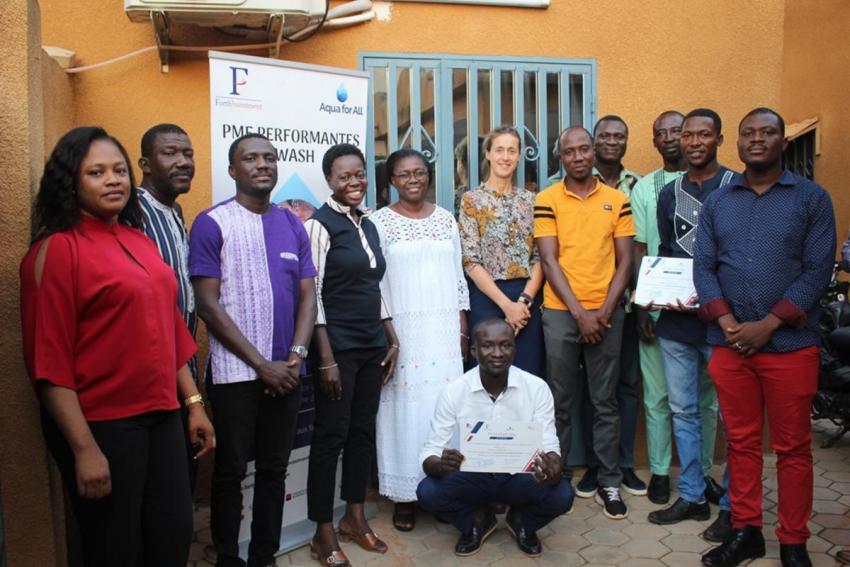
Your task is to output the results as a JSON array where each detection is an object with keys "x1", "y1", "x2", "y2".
[{"x1": 359, "y1": 53, "x2": 597, "y2": 212}]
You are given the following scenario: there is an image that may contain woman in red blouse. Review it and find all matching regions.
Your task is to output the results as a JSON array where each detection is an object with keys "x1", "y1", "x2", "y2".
[{"x1": 20, "y1": 127, "x2": 215, "y2": 567}]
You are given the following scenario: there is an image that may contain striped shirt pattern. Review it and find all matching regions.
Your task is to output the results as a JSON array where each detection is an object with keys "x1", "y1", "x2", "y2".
[{"x1": 138, "y1": 188, "x2": 198, "y2": 381}]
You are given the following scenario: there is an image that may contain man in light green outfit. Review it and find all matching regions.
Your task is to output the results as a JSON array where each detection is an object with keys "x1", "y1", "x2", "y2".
[{"x1": 630, "y1": 110, "x2": 721, "y2": 505}]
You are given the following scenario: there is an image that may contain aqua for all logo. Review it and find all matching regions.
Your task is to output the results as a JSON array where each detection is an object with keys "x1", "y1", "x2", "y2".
[{"x1": 319, "y1": 82, "x2": 363, "y2": 116}]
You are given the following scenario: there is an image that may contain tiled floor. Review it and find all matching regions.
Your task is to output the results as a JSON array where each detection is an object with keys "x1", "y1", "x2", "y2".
[{"x1": 189, "y1": 421, "x2": 850, "y2": 566}]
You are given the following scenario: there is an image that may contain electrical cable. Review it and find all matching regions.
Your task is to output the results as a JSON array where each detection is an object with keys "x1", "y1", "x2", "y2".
[{"x1": 282, "y1": 0, "x2": 330, "y2": 42}]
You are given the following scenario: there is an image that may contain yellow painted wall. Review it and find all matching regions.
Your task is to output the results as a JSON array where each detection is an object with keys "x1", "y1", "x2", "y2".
[
  {"x1": 781, "y1": 0, "x2": 850, "y2": 244},
  {"x1": 40, "y1": 0, "x2": 786, "y2": 225}
]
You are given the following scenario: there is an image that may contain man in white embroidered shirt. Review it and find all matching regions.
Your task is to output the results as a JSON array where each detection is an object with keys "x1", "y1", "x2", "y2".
[{"x1": 417, "y1": 318, "x2": 573, "y2": 558}]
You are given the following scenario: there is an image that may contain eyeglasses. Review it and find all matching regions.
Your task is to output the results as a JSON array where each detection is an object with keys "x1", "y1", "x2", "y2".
[{"x1": 393, "y1": 169, "x2": 429, "y2": 182}]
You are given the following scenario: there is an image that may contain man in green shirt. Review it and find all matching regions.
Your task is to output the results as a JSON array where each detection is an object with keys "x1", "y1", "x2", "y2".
[{"x1": 630, "y1": 110, "x2": 721, "y2": 506}]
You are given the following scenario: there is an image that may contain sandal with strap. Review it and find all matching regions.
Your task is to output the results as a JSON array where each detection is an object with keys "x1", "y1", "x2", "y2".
[
  {"x1": 392, "y1": 502, "x2": 416, "y2": 532},
  {"x1": 338, "y1": 517, "x2": 388, "y2": 554},
  {"x1": 309, "y1": 540, "x2": 351, "y2": 567}
]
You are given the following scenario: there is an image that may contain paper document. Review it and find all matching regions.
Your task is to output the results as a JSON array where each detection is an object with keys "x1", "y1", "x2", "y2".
[
  {"x1": 460, "y1": 420, "x2": 542, "y2": 474},
  {"x1": 634, "y1": 256, "x2": 699, "y2": 308}
]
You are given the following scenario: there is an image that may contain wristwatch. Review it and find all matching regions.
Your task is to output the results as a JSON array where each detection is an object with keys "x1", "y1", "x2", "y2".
[
  {"x1": 518, "y1": 293, "x2": 533, "y2": 306},
  {"x1": 290, "y1": 345, "x2": 309, "y2": 359}
]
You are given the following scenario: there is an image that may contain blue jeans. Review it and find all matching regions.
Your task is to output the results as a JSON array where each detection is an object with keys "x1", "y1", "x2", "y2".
[
  {"x1": 417, "y1": 472, "x2": 573, "y2": 535},
  {"x1": 659, "y1": 338, "x2": 714, "y2": 503}
]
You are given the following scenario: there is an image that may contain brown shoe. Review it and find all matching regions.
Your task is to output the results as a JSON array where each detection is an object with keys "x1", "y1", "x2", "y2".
[
  {"x1": 338, "y1": 518, "x2": 388, "y2": 554},
  {"x1": 309, "y1": 540, "x2": 351, "y2": 566}
]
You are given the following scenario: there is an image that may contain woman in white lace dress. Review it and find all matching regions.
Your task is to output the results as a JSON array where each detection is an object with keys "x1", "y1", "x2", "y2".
[{"x1": 371, "y1": 149, "x2": 470, "y2": 531}]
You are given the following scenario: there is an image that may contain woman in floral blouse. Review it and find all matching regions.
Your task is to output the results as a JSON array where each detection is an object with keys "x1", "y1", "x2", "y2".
[{"x1": 458, "y1": 125, "x2": 544, "y2": 375}]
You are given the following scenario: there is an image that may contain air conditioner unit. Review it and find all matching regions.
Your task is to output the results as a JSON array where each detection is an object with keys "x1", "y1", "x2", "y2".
[
  {"x1": 125, "y1": 0, "x2": 326, "y2": 28},
  {"x1": 125, "y1": 0, "x2": 327, "y2": 70}
]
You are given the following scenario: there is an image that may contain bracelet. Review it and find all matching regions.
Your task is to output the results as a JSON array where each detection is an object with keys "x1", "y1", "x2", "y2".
[
  {"x1": 389, "y1": 344, "x2": 400, "y2": 350},
  {"x1": 184, "y1": 393, "x2": 204, "y2": 408},
  {"x1": 518, "y1": 292, "x2": 533, "y2": 305},
  {"x1": 318, "y1": 362, "x2": 338, "y2": 371},
  {"x1": 460, "y1": 333, "x2": 469, "y2": 339}
]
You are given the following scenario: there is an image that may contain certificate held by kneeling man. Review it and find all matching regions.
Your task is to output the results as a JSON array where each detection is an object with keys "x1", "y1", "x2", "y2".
[{"x1": 460, "y1": 421, "x2": 543, "y2": 474}]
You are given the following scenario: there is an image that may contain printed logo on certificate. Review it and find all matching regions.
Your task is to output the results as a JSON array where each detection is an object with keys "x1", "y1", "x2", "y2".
[{"x1": 459, "y1": 421, "x2": 543, "y2": 474}]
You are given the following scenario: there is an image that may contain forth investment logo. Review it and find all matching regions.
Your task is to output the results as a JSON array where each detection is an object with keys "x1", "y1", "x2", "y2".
[{"x1": 229, "y1": 66, "x2": 248, "y2": 95}]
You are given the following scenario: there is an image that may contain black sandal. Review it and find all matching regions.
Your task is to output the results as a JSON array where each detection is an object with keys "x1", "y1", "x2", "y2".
[{"x1": 392, "y1": 502, "x2": 416, "y2": 532}]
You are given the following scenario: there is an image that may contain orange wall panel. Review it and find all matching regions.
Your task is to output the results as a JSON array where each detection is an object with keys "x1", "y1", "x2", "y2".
[
  {"x1": 41, "y1": 0, "x2": 786, "y2": 225},
  {"x1": 781, "y1": 0, "x2": 850, "y2": 247}
]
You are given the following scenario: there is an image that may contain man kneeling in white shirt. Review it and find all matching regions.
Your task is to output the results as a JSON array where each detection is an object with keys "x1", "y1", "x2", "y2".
[{"x1": 417, "y1": 318, "x2": 573, "y2": 558}]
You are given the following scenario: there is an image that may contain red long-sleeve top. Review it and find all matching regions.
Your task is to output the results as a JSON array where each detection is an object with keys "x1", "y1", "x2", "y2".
[{"x1": 20, "y1": 216, "x2": 196, "y2": 421}]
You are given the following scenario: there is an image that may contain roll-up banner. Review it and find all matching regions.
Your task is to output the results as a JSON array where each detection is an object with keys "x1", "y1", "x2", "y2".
[
  {"x1": 208, "y1": 51, "x2": 369, "y2": 558},
  {"x1": 209, "y1": 50, "x2": 368, "y2": 210}
]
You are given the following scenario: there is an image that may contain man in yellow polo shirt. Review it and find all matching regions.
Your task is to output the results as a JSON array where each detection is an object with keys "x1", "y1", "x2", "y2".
[{"x1": 534, "y1": 126, "x2": 635, "y2": 520}]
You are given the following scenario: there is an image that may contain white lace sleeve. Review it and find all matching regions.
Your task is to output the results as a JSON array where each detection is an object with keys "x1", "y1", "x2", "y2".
[
  {"x1": 372, "y1": 212, "x2": 394, "y2": 316},
  {"x1": 453, "y1": 220, "x2": 470, "y2": 311}
]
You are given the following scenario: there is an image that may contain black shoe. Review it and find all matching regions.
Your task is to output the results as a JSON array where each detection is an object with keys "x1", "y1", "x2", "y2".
[
  {"x1": 780, "y1": 544, "x2": 812, "y2": 567},
  {"x1": 648, "y1": 474, "x2": 671, "y2": 505},
  {"x1": 576, "y1": 467, "x2": 598, "y2": 498},
  {"x1": 648, "y1": 497, "x2": 710, "y2": 525},
  {"x1": 701, "y1": 526, "x2": 765, "y2": 567},
  {"x1": 836, "y1": 549, "x2": 850, "y2": 565},
  {"x1": 704, "y1": 475, "x2": 725, "y2": 506},
  {"x1": 621, "y1": 467, "x2": 647, "y2": 496},
  {"x1": 595, "y1": 486, "x2": 628, "y2": 519},
  {"x1": 454, "y1": 512, "x2": 497, "y2": 556},
  {"x1": 505, "y1": 507, "x2": 542, "y2": 557},
  {"x1": 702, "y1": 510, "x2": 733, "y2": 543}
]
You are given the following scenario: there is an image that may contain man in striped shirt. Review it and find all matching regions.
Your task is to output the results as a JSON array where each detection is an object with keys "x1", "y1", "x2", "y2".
[
  {"x1": 138, "y1": 123, "x2": 197, "y2": 358},
  {"x1": 137, "y1": 123, "x2": 199, "y2": 484}
]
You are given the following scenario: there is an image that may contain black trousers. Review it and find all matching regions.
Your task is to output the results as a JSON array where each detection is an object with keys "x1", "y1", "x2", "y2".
[
  {"x1": 42, "y1": 408, "x2": 193, "y2": 567},
  {"x1": 180, "y1": 405, "x2": 198, "y2": 491},
  {"x1": 307, "y1": 347, "x2": 384, "y2": 523},
  {"x1": 209, "y1": 379, "x2": 301, "y2": 567}
]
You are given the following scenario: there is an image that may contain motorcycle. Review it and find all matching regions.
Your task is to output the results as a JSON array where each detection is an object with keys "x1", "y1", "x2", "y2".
[{"x1": 812, "y1": 260, "x2": 850, "y2": 447}]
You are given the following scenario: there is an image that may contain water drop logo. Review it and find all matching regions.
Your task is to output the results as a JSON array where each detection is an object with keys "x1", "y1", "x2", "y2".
[{"x1": 336, "y1": 83, "x2": 348, "y2": 103}]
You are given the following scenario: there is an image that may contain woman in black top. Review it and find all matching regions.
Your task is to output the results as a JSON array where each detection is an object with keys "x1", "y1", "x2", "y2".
[{"x1": 304, "y1": 144, "x2": 399, "y2": 566}]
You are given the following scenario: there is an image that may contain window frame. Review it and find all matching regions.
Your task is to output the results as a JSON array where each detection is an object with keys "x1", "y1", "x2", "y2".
[{"x1": 359, "y1": 52, "x2": 598, "y2": 210}]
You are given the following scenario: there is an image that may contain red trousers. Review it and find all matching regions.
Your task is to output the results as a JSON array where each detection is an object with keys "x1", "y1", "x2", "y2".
[{"x1": 708, "y1": 345, "x2": 819, "y2": 544}]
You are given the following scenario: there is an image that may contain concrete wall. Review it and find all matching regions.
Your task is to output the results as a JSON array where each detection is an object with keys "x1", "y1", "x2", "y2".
[
  {"x1": 0, "y1": 1, "x2": 69, "y2": 565},
  {"x1": 40, "y1": 0, "x2": 786, "y2": 225},
  {"x1": 781, "y1": 0, "x2": 850, "y2": 242}
]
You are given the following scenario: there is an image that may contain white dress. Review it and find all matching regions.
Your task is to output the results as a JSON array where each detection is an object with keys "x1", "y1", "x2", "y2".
[{"x1": 371, "y1": 205, "x2": 470, "y2": 502}]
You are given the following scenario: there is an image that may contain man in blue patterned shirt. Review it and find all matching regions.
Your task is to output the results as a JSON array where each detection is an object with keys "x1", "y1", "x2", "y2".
[{"x1": 695, "y1": 108, "x2": 836, "y2": 567}]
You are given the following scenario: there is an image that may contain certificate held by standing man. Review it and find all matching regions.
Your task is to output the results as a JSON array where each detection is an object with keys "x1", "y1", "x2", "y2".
[{"x1": 634, "y1": 256, "x2": 698, "y2": 308}]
